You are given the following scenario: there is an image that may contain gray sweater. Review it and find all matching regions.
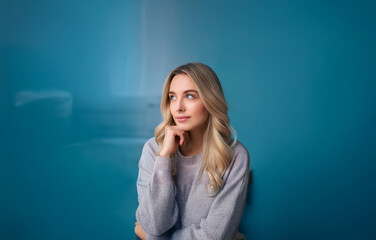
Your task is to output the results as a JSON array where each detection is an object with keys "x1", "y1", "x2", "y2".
[{"x1": 136, "y1": 137, "x2": 250, "y2": 240}]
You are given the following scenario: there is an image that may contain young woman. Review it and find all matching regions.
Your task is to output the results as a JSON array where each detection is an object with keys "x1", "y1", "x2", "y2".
[{"x1": 135, "y1": 62, "x2": 250, "y2": 240}]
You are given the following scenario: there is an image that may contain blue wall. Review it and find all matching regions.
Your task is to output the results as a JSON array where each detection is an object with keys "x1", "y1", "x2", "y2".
[{"x1": 1, "y1": 0, "x2": 375, "y2": 239}]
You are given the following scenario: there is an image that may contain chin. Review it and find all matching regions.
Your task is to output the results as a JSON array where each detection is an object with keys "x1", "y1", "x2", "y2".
[{"x1": 176, "y1": 124, "x2": 191, "y2": 131}]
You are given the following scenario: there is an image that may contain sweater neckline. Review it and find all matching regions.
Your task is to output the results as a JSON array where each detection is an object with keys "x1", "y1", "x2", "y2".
[
  {"x1": 177, "y1": 147, "x2": 202, "y2": 157},
  {"x1": 176, "y1": 147, "x2": 203, "y2": 163}
]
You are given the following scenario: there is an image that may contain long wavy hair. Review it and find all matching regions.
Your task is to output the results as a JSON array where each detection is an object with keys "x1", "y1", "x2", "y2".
[{"x1": 154, "y1": 62, "x2": 237, "y2": 191}]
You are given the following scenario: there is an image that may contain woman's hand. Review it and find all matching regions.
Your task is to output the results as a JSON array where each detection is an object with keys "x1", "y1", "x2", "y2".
[
  {"x1": 159, "y1": 125, "x2": 188, "y2": 157},
  {"x1": 135, "y1": 222, "x2": 146, "y2": 240}
]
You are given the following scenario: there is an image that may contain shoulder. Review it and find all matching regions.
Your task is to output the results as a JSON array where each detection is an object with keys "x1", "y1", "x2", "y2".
[
  {"x1": 231, "y1": 140, "x2": 250, "y2": 167},
  {"x1": 223, "y1": 140, "x2": 250, "y2": 183},
  {"x1": 142, "y1": 136, "x2": 159, "y2": 155},
  {"x1": 232, "y1": 140, "x2": 250, "y2": 159},
  {"x1": 138, "y1": 137, "x2": 159, "y2": 169}
]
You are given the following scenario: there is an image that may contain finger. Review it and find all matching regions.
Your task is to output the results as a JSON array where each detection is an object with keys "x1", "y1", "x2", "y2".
[
  {"x1": 173, "y1": 131, "x2": 182, "y2": 144},
  {"x1": 174, "y1": 130, "x2": 184, "y2": 145},
  {"x1": 179, "y1": 131, "x2": 185, "y2": 145},
  {"x1": 172, "y1": 128, "x2": 185, "y2": 145}
]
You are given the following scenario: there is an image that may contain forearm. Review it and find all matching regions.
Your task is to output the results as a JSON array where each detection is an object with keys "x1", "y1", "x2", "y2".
[{"x1": 136, "y1": 156, "x2": 179, "y2": 235}]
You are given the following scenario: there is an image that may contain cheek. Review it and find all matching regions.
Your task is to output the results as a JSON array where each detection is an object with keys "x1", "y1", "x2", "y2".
[
  {"x1": 169, "y1": 102, "x2": 175, "y2": 112},
  {"x1": 196, "y1": 103, "x2": 209, "y2": 118},
  {"x1": 168, "y1": 104, "x2": 174, "y2": 118},
  {"x1": 202, "y1": 109, "x2": 210, "y2": 120}
]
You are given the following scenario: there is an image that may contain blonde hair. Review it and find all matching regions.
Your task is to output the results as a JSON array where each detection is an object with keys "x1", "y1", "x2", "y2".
[{"x1": 154, "y1": 62, "x2": 237, "y2": 191}]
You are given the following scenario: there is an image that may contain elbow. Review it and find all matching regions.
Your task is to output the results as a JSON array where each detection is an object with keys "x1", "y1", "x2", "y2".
[
  {"x1": 143, "y1": 222, "x2": 169, "y2": 236},
  {"x1": 136, "y1": 209, "x2": 175, "y2": 236},
  {"x1": 139, "y1": 222, "x2": 171, "y2": 236}
]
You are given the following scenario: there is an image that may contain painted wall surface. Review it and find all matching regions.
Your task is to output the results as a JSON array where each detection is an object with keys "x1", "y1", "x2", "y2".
[{"x1": 1, "y1": 0, "x2": 375, "y2": 239}]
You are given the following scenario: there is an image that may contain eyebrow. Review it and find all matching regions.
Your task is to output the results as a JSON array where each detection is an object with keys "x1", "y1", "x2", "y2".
[{"x1": 168, "y1": 89, "x2": 198, "y2": 94}]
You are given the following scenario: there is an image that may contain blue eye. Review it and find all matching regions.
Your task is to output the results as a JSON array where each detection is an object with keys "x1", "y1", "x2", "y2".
[{"x1": 169, "y1": 94, "x2": 194, "y2": 100}]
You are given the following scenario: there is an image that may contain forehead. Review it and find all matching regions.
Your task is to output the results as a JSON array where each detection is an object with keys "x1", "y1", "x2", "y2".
[{"x1": 169, "y1": 74, "x2": 197, "y2": 91}]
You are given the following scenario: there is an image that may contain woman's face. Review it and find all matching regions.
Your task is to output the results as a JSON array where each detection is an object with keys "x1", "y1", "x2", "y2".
[{"x1": 168, "y1": 74, "x2": 209, "y2": 133}]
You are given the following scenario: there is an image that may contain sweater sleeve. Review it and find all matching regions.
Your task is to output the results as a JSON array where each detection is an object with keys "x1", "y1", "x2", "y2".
[
  {"x1": 169, "y1": 147, "x2": 250, "y2": 240},
  {"x1": 135, "y1": 139, "x2": 179, "y2": 237}
]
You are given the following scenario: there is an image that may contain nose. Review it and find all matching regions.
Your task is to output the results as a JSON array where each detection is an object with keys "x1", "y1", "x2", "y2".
[{"x1": 175, "y1": 97, "x2": 185, "y2": 112}]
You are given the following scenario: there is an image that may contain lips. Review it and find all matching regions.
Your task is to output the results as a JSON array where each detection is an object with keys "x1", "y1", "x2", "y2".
[{"x1": 176, "y1": 116, "x2": 190, "y2": 122}]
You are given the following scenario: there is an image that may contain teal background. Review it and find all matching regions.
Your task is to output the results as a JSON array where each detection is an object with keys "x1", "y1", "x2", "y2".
[{"x1": 1, "y1": 0, "x2": 375, "y2": 239}]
